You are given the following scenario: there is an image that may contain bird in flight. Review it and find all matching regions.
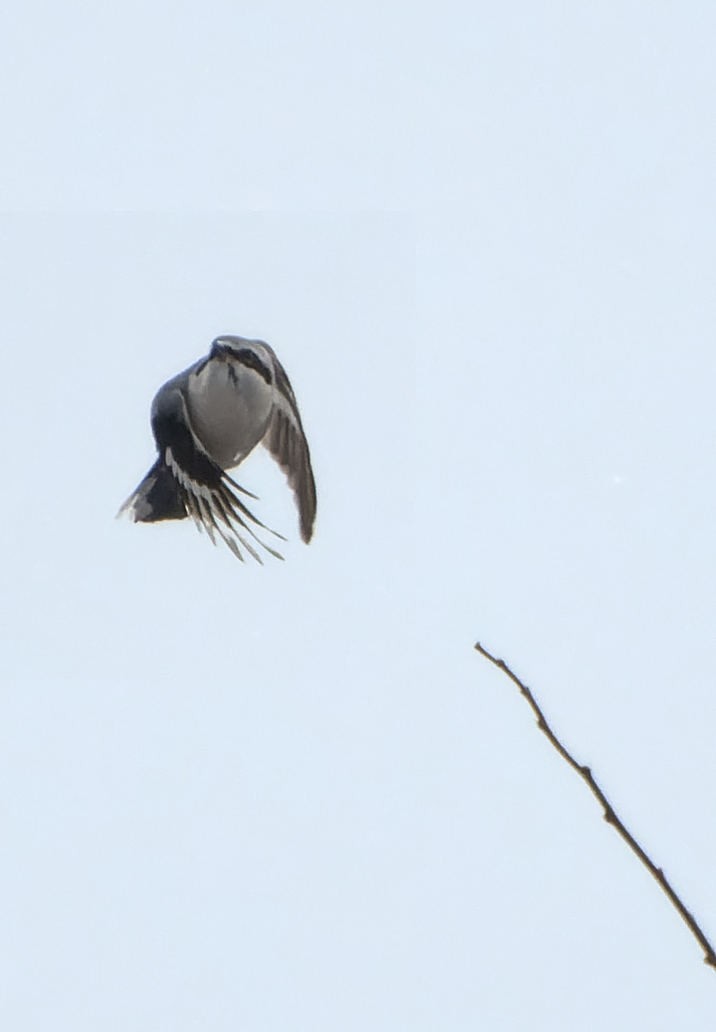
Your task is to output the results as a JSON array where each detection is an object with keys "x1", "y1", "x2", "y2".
[{"x1": 119, "y1": 335, "x2": 317, "y2": 563}]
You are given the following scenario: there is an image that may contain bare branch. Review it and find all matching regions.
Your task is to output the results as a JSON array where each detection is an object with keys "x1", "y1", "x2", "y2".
[{"x1": 474, "y1": 640, "x2": 716, "y2": 971}]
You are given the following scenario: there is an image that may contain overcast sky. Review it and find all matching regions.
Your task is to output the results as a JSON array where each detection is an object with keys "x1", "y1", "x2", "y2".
[{"x1": 2, "y1": 3, "x2": 716, "y2": 1029}]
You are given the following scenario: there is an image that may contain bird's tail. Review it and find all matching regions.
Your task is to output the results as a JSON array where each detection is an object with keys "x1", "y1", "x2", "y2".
[{"x1": 117, "y1": 460, "x2": 188, "y2": 523}]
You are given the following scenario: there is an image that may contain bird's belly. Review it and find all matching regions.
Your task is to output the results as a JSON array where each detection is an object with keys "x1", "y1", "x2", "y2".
[{"x1": 187, "y1": 362, "x2": 273, "y2": 469}]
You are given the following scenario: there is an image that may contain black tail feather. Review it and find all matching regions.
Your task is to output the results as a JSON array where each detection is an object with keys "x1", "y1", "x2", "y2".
[{"x1": 118, "y1": 460, "x2": 187, "y2": 523}]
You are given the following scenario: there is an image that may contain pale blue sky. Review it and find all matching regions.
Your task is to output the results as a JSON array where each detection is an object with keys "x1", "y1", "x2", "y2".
[{"x1": 1, "y1": 3, "x2": 715, "y2": 1029}]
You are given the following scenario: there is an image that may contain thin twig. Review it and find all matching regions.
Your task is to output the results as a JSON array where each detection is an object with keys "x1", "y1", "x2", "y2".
[{"x1": 474, "y1": 640, "x2": 716, "y2": 971}]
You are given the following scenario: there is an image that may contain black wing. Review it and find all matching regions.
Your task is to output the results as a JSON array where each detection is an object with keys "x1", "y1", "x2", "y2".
[
  {"x1": 262, "y1": 355, "x2": 317, "y2": 543},
  {"x1": 152, "y1": 385, "x2": 284, "y2": 563}
]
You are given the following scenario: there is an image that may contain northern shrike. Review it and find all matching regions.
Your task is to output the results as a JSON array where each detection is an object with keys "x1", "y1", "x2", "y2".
[{"x1": 119, "y1": 335, "x2": 317, "y2": 562}]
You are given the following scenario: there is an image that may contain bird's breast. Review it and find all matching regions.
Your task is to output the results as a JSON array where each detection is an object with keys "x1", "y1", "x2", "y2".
[{"x1": 186, "y1": 358, "x2": 273, "y2": 469}]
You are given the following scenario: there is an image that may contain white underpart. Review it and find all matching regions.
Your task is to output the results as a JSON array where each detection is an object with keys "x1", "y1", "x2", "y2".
[{"x1": 186, "y1": 357, "x2": 273, "y2": 469}]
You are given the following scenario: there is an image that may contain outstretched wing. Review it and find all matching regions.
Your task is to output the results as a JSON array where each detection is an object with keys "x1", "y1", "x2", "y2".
[
  {"x1": 152, "y1": 384, "x2": 285, "y2": 563},
  {"x1": 262, "y1": 354, "x2": 317, "y2": 543}
]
